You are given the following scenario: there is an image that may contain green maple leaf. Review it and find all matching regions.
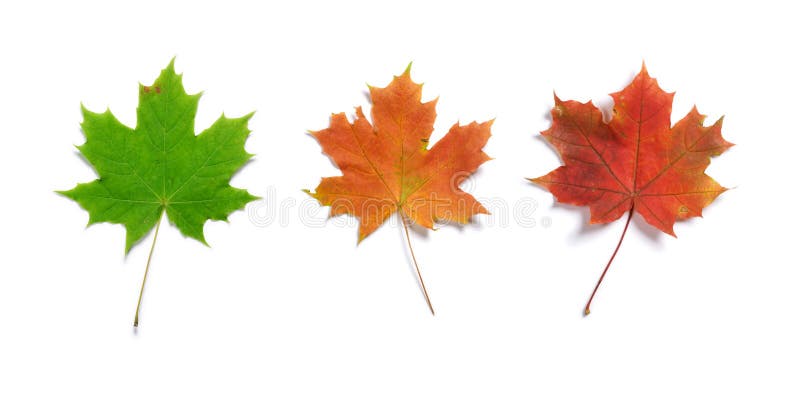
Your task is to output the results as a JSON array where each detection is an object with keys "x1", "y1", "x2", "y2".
[{"x1": 59, "y1": 60, "x2": 257, "y2": 326}]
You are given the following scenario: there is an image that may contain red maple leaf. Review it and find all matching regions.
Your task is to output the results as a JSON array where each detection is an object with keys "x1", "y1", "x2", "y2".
[{"x1": 531, "y1": 65, "x2": 733, "y2": 315}]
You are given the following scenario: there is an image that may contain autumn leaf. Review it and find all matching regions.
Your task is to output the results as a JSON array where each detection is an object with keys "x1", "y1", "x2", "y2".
[
  {"x1": 531, "y1": 64, "x2": 733, "y2": 315},
  {"x1": 59, "y1": 60, "x2": 258, "y2": 326},
  {"x1": 306, "y1": 65, "x2": 492, "y2": 314}
]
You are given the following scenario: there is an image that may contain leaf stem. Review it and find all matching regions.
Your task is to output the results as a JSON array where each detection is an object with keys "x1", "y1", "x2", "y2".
[
  {"x1": 134, "y1": 214, "x2": 163, "y2": 327},
  {"x1": 584, "y1": 206, "x2": 634, "y2": 316},
  {"x1": 399, "y1": 213, "x2": 435, "y2": 315}
]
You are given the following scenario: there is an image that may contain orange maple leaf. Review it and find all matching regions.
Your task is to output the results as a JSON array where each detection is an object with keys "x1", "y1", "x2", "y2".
[
  {"x1": 531, "y1": 65, "x2": 733, "y2": 315},
  {"x1": 306, "y1": 65, "x2": 492, "y2": 314}
]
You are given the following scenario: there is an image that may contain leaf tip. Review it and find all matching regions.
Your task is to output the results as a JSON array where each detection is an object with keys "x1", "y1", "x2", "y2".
[
  {"x1": 403, "y1": 61, "x2": 413, "y2": 76},
  {"x1": 301, "y1": 189, "x2": 316, "y2": 199},
  {"x1": 166, "y1": 56, "x2": 177, "y2": 72},
  {"x1": 246, "y1": 192, "x2": 261, "y2": 204},
  {"x1": 56, "y1": 189, "x2": 78, "y2": 208},
  {"x1": 639, "y1": 60, "x2": 649, "y2": 76},
  {"x1": 527, "y1": 176, "x2": 543, "y2": 186}
]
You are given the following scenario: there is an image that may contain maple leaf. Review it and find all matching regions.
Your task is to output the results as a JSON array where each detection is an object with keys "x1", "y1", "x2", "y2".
[
  {"x1": 59, "y1": 60, "x2": 258, "y2": 326},
  {"x1": 306, "y1": 65, "x2": 492, "y2": 314},
  {"x1": 531, "y1": 65, "x2": 733, "y2": 315}
]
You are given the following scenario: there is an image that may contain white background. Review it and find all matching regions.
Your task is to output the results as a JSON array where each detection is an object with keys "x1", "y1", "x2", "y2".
[{"x1": 1, "y1": 1, "x2": 797, "y2": 395}]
